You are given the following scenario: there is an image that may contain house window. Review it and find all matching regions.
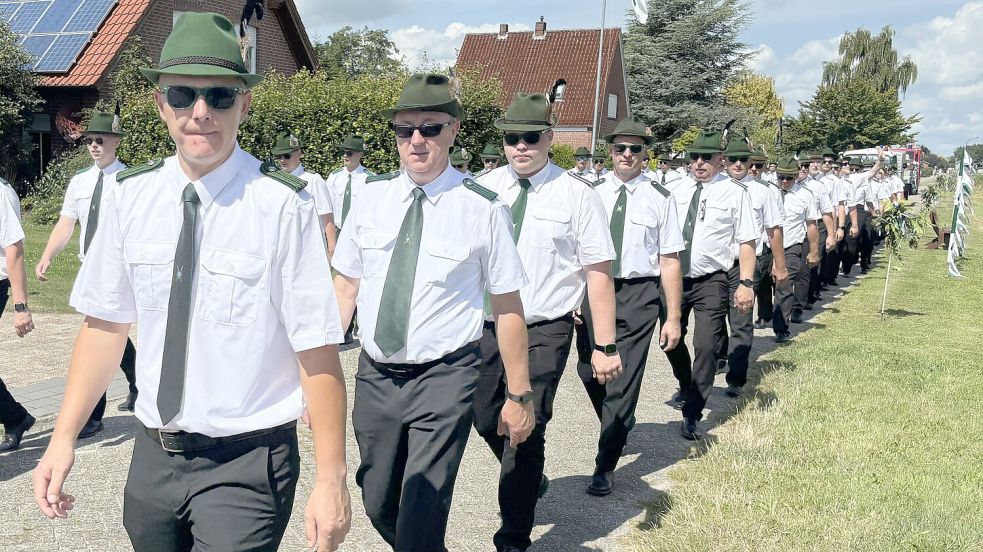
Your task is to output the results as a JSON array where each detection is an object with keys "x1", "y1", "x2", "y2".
[
  {"x1": 607, "y1": 94, "x2": 618, "y2": 119},
  {"x1": 173, "y1": 11, "x2": 256, "y2": 73}
]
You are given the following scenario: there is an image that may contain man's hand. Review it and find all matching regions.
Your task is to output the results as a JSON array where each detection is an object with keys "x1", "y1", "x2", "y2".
[
  {"x1": 498, "y1": 399, "x2": 534, "y2": 449},
  {"x1": 35, "y1": 258, "x2": 52, "y2": 281},
  {"x1": 836, "y1": 228, "x2": 845, "y2": 241},
  {"x1": 849, "y1": 226, "x2": 859, "y2": 238},
  {"x1": 33, "y1": 439, "x2": 76, "y2": 519},
  {"x1": 304, "y1": 479, "x2": 351, "y2": 552},
  {"x1": 572, "y1": 309, "x2": 583, "y2": 326},
  {"x1": 734, "y1": 286, "x2": 754, "y2": 313},
  {"x1": 14, "y1": 310, "x2": 34, "y2": 337},
  {"x1": 592, "y1": 349, "x2": 623, "y2": 384},
  {"x1": 659, "y1": 318, "x2": 681, "y2": 352},
  {"x1": 772, "y1": 264, "x2": 789, "y2": 286},
  {"x1": 807, "y1": 252, "x2": 820, "y2": 267},
  {"x1": 825, "y1": 236, "x2": 837, "y2": 251}
]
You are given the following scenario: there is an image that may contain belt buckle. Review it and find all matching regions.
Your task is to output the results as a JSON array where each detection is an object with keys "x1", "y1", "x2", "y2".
[{"x1": 158, "y1": 429, "x2": 182, "y2": 453}]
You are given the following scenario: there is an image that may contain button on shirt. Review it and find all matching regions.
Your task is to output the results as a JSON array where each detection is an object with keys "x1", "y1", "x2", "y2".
[
  {"x1": 70, "y1": 146, "x2": 344, "y2": 437},
  {"x1": 664, "y1": 172, "x2": 759, "y2": 278},
  {"x1": 60, "y1": 160, "x2": 126, "y2": 261},
  {"x1": 779, "y1": 182, "x2": 821, "y2": 245},
  {"x1": 314, "y1": 165, "x2": 373, "y2": 225},
  {"x1": 0, "y1": 180, "x2": 24, "y2": 281},
  {"x1": 738, "y1": 176, "x2": 784, "y2": 256},
  {"x1": 332, "y1": 166, "x2": 528, "y2": 363},
  {"x1": 290, "y1": 164, "x2": 329, "y2": 217},
  {"x1": 479, "y1": 163, "x2": 615, "y2": 322},
  {"x1": 595, "y1": 172, "x2": 684, "y2": 278}
]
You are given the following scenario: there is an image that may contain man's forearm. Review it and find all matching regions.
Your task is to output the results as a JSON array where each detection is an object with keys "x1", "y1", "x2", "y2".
[
  {"x1": 850, "y1": 207, "x2": 858, "y2": 228},
  {"x1": 490, "y1": 292, "x2": 531, "y2": 394},
  {"x1": 332, "y1": 274, "x2": 359, "y2": 330},
  {"x1": 768, "y1": 227, "x2": 787, "y2": 269},
  {"x1": 298, "y1": 346, "x2": 347, "y2": 482},
  {"x1": 838, "y1": 205, "x2": 846, "y2": 228},
  {"x1": 658, "y1": 255, "x2": 682, "y2": 322},
  {"x1": 585, "y1": 264, "x2": 616, "y2": 345},
  {"x1": 324, "y1": 215, "x2": 337, "y2": 260},
  {"x1": 5, "y1": 243, "x2": 28, "y2": 303},
  {"x1": 822, "y1": 213, "x2": 836, "y2": 235},
  {"x1": 41, "y1": 217, "x2": 77, "y2": 261},
  {"x1": 739, "y1": 242, "x2": 756, "y2": 280},
  {"x1": 807, "y1": 223, "x2": 820, "y2": 257}
]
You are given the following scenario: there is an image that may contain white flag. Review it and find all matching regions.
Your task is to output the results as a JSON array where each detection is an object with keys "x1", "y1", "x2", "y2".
[{"x1": 632, "y1": 0, "x2": 649, "y2": 24}]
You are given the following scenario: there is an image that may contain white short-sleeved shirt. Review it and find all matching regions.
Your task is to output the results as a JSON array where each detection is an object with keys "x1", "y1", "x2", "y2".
[
  {"x1": 821, "y1": 172, "x2": 846, "y2": 206},
  {"x1": 762, "y1": 172, "x2": 778, "y2": 184},
  {"x1": 0, "y1": 180, "x2": 24, "y2": 281},
  {"x1": 888, "y1": 175, "x2": 905, "y2": 195},
  {"x1": 315, "y1": 165, "x2": 373, "y2": 223},
  {"x1": 802, "y1": 176, "x2": 834, "y2": 216},
  {"x1": 291, "y1": 165, "x2": 329, "y2": 217},
  {"x1": 737, "y1": 176, "x2": 784, "y2": 256},
  {"x1": 332, "y1": 166, "x2": 528, "y2": 363},
  {"x1": 778, "y1": 182, "x2": 821, "y2": 245},
  {"x1": 664, "y1": 172, "x2": 759, "y2": 278},
  {"x1": 70, "y1": 146, "x2": 344, "y2": 437},
  {"x1": 478, "y1": 163, "x2": 615, "y2": 323},
  {"x1": 595, "y1": 172, "x2": 684, "y2": 278},
  {"x1": 60, "y1": 160, "x2": 126, "y2": 261}
]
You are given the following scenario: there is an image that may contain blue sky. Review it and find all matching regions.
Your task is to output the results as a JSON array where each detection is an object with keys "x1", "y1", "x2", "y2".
[{"x1": 294, "y1": 0, "x2": 983, "y2": 156}]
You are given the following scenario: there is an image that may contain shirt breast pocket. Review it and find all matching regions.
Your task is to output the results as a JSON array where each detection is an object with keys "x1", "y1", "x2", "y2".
[
  {"x1": 528, "y1": 208, "x2": 571, "y2": 249},
  {"x1": 424, "y1": 238, "x2": 473, "y2": 287},
  {"x1": 360, "y1": 231, "x2": 395, "y2": 278},
  {"x1": 629, "y1": 213, "x2": 660, "y2": 246},
  {"x1": 704, "y1": 204, "x2": 734, "y2": 229},
  {"x1": 123, "y1": 240, "x2": 175, "y2": 311},
  {"x1": 199, "y1": 247, "x2": 267, "y2": 327}
]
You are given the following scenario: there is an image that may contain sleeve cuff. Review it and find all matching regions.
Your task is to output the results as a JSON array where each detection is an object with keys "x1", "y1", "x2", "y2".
[
  {"x1": 488, "y1": 275, "x2": 529, "y2": 295},
  {"x1": 71, "y1": 298, "x2": 137, "y2": 324},
  {"x1": 289, "y1": 330, "x2": 346, "y2": 352}
]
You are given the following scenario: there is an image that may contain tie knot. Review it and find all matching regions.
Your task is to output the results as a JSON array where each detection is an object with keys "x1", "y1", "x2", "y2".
[
  {"x1": 694, "y1": 182, "x2": 704, "y2": 191},
  {"x1": 618, "y1": 184, "x2": 627, "y2": 193},
  {"x1": 518, "y1": 178, "x2": 531, "y2": 190},
  {"x1": 182, "y1": 183, "x2": 200, "y2": 205},
  {"x1": 412, "y1": 186, "x2": 427, "y2": 201}
]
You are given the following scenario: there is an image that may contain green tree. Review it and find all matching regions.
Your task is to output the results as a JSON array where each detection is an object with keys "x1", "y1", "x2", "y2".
[
  {"x1": 452, "y1": 67, "x2": 504, "y2": 173},
  {"x1": 723, "y1": 71, "x2": 784, "y2": 153},
  {"x1": 821, "y1": 26, "x2": 918, "y2": 98},
  {"x1": 624, "y1": 0, "x2": 751, "y2": 151},
  {"x1": 0, "y1": 21, "x2": 42, "y2": 182},
  {"x1": 314, "y1": 26, "x2": 404, "y2": 80},
  {"x1": 782, "y1": 80, "x2": 920, "y2": 154},
  {"x1": 951, "y1": 144, "x2": 983, "y2": 166}
]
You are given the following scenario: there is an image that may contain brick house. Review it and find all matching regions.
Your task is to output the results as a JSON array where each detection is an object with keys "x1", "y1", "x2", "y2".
[
  {"x1": 7, "y1": 0, "x2": 317, "y2": 180},
  {"x1": 455, "y1": 19, "x2": 629, "y2": 151}
]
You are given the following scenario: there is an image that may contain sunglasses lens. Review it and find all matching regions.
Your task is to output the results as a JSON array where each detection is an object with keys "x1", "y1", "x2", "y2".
[
  {"x1": 342, "y1": 150, "x2": 353, "y2": 156},
  {"x1": 522, "y1": 132, "x2": 541, "y2": 145},
  {"x1": 503, "y1": 134, "x2": 521, "y2": 146},
  {"x1": 419, "y1": 124, "x2": 445, "y2": 138},
  {"x1": 631, "y1": 145, "x2": 643, "y2": 154},
  {"x1": 751, "y1": 163, "x2": 763, "y2": 169},
  {"x1": 165, "y1": 86, "x2": 197, "y2": 109},
  {"x1": 392, "y1": 124, "x2": 414, "y2": 138},
  {"x1": 576, "y1": 156, "x2": 588, "y2": 162},
  {"x1": 614, "y1": 145, "x2": 626, "y2": 154},
  {"x1": 278, "y1": 153, "x2": 291, "y2": 160},
  {"x1": 205, "y1": 87, "x2": 239, "y2": 110}
]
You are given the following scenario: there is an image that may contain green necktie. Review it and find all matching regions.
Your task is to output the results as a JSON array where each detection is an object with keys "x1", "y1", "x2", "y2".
[
  {"x1": 82, "y1": 171, "x2": 104, "y2": 255},
  {"x1": 609, "y1": 185, "x2": 627, "y2": 278},
  {"x1": 341, "y1": 173, "x2": 352, "y2": 227},
  {"x1": 511, "y1": 178, "x2": 531, "y2": 241},
  {"x1": 679, "y1": 182, "x2": 703, "y2": 277},
  {"x1": 375, "y1": 186, "x2": 426, "y2": 357},
  {"x1": 158, "y1": 183, "x2": 200, "y2": 424}
]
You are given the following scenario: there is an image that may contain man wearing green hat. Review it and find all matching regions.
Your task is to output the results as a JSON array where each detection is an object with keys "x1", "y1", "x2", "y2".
[
  {"x1": 747, "y1": 145, "x2": 782, "y2": 328},
  {"x1": 590, "y1": 151, "x2": 609, "y2": 179},
  {"x1": 476, "y1": 142, "x2": 503, "y2": 177},
  {"x1": 819, "y1": 147, "x2": 848, "y2": 287},
  {"x1": 576, "y1": 114, "x2": 683, "y2": 495},
  {"x1": 272, "y1": 130, "x2": 331, "y2": 236},
  {"x1": 450, "y1": 146, "x2": 474, "y2": 177},
  {"x1": 470, "y1": 91, "x2": 618, "y2": 549},
  {"x1": 35, "y1": 111, "x2": 138, "y2": 424},
  {"x1": 799, "y1": 151, "x2": 836, "y2": 309},
  {"x1": 661, "y1": 128, "x2": 758, "y2": 439},
  {"x1": 33, "y1": 13, "x2": 351, "y2": 552},
  {"x1": 331, "y1": 73, "x2": 533, "y2": 551},
  {"x1": 843, "y1": 149, "x2": 885, "y2": 275},
  {"x1": 571, "y1": 146, "x2": 592, "y2": 177},
  {"x1": 772, "y1": 155, "x2": 821, "y2": 342},
  {"x1": 318, "y1": 134, "x2": 373, "y2": 259}
]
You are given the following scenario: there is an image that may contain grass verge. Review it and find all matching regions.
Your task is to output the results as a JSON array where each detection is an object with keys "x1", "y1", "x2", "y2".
[{"x1": 10, "y1": 221, "x2": 81, "y2": 315}]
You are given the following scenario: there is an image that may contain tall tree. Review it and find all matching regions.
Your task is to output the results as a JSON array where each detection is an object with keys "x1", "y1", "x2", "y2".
[
  {"x1": 0, "y1": 21, "x2": 42, "y2": 183},
  {"x1": 624, "y1": 0, "x2": 752, "y2": 151},
  {"x1": 315, "y1": 26, "x2": 404, "y2": 80},
  {"x1": 821, "y1": 26, "x2": 918, "y2": 98},
  {"x1": 722, "y1": 71, "x2": 784, "y2": 153}
]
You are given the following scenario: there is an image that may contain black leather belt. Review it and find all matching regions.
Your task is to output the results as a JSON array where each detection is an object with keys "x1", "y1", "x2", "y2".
[
  {"x1": 370, "y1": 341, "x2": 478, "y2": 380},
  {"x1": 144, "y1": 420, "x2": 296, "y2": 454},
  {"x1": 684, "y1": 269, "x2": 725, "y2": 283}
]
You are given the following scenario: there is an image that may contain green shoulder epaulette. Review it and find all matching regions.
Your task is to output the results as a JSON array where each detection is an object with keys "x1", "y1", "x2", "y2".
[
  {"x1": 331, "y1": 167, "x2": 344, "y2": 175},
  {"x1": 260, "y1": 162, "x2": 306, "y2": 192},
  {"x1": 651, "y1": 181, "x2": 671, "y2": 197},
  {"x1": 568, "y1": 171, "x2": 597, "y2": 187},
  {"x1": 592, "y1": 177, "x2": 606, "y2": 188},
  {"x1": 463, "y1": 178, "x2": 498, "y2": 201},
  {"x1": 366, "y1": 171, "x2": 398, "y2": 183},
  {"x1": 117, "y1": 158, "x2": 164, "y2": 182},
  {"x1": 365, "y1": 169, "x2": 376, "y2": 176},
  {"x1": 730, "y1": 178, "x2": 748, "y2": 191},
  {"x1": 73, "y1": 166, "x2": 90, "y2": 176}
]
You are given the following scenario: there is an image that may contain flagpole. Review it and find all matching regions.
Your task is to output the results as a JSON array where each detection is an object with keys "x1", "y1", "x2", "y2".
[{"x1": 590, "y1": 0, "x2": 607, "y2": 154}]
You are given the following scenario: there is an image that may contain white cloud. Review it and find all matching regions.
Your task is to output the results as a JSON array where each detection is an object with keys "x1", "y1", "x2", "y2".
[
  {"x1": 390, "y1": 22, "x2": 531, "y2": 70},
  {"x1": 904, "y1": 2, "x2": 983, "y2": 86}
]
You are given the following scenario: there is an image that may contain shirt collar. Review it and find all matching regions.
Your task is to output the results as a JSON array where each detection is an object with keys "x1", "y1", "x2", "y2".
[
  {"x1": 93, "y1": 159, "x2": 124, "y2": 175},
  {"x1": 609, "y1": 170, "x2": 647, "y2": 192},
  {"x1": 291, "y1": 164, "x2": 305, "y2": 177},
  {"x1": 400, "y1": 165, "x2": 459, "y2": 205},
  {"x1": 506, "y1": 162, "x2": 554, "y2": 192},
  {"x1": 178, "y1": 144, "x2": 243, "y2": 211}
]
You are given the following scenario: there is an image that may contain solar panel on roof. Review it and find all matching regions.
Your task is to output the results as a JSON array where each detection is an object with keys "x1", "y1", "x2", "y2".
[
  {"x1": 63, "y1": 0, "x2": 114, "y2": 33},
  {"x1": 34, "y1": 32, "x2": 89, "y2": 72},
  {"x1": 32, "y1": 0, "x2": 80, "y2": 33},
  {"x1": 0, "y1": 2, "x2": 21, "y2": 23},
  {"x1": 8, "y1": 1, "x2": 51, "y2": 33},
  {"x1": 20, "y1": 33, "x2": 55, "y2": 64}
]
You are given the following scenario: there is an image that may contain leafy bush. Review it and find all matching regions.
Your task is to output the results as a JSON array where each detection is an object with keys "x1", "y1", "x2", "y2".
[
  {"x1": 24, "y1": 147, "x2": 92, "y2": 224},
  {"x1": 550, "y1": 144, "x2": 575, "y2": 170},
  {"x1": 872, "y1": 200, "x2": 929, "y2": 258}
]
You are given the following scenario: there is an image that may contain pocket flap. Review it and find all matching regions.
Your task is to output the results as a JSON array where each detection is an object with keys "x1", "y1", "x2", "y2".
[
  {"x1": 425, "y1": 238, "x2": 469, "y2": 262},
  {"x1": 123, "y1": 240, "x2": 175, "y2": 265},
  {"x1": 531, "y1": 208, "x2": 571, "y2": 223},
  {"x1": 361, "y1": 231, "x2": 394, "y2": 250},
  {"x1": 629, "y1": 213, "x2": 660, "y2": 227},
  {"x1": 200, "y1": 247, "x2": 266, "y2": 279}
]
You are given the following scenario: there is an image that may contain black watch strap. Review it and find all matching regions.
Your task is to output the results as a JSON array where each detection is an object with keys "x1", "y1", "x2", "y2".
[
  {"x1": 13, "y1": 302, "x2": 28, "y2": 313},
  {"x1": 593, "y1": 343, "x2": 618, "y2": 355},
  {"x1": 739, "y1": 279, "x2": 753, "y2": 288},
  {"x1": 506, "y1": 391, "x2": 533, "y2": 405}
]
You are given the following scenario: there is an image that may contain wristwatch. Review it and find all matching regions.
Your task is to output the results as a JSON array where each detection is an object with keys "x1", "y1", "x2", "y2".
[
  {"x1": 594, "y1": 343, "x2": 618, "y2": 355},
  {"x1": 13, "y1": 303, "x2": 29, "y2": 313},
  {"x1": 506, "y1": 391, "x2": 533, "y2": 405},
  {"x1": 738, "y1": 279, "x2": 753, "y2": 288}
]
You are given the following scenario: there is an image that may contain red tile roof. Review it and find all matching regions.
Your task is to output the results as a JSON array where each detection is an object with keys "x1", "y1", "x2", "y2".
[
  {"x1": 456, "y1": 27, "x2": 623, "y2": 127},
  {"x1": 40, "y1": 0, "x2": 152, "y2": 87}
]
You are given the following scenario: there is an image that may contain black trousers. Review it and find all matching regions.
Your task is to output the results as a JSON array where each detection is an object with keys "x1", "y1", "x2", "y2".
[
  {"x1": 661, "y1": 271, "x2": 728, "y2": 421},
  {"x1": 576, "y1": 277, "x2": 662, "y2": 471},
  {"x1": 353, "y1": 344, "x2": 480, "y2": 552},
  {"x1": 825, "y1": 223, "x2": 841, "y2": 284},
  {"x1": 809, "y1": 226, "x2": 828, "y2": 303},
  {"x1": 755, "y1": 249, "x2": 775, "y2": 323},
  {"x1": 793, "y1": 240, "x2": 812, "y2": 318},
  {"x1": 0, "y1": 279, "x2": 29, "y2": 429},
  {"x1": 717, "y1": 260, "x2": 762, "y2": 388},
  {"x1": 840, "y1": 213, "x2": 857, "y2": 276},
  {"x1": 858, "y1": 208, "x2": 875, "y2": 271},
  {"x1": 773, "y1": 244, "x2": 803, "y2": 336},
  {"x1": 122, "y1": 423, "x2": 299, "y2": 551},
  {"x1": 473, "y1": 317, "x2": 573, "y2": 551}
]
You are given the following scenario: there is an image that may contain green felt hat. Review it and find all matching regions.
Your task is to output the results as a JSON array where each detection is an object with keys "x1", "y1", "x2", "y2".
[
  {"x1": 750, "y1": 146, "x2": 768, "y2": 163},
  {"x1": 592, "y1": 151, "x2": 608, "y2": 161},
  {"x1": 603, "y1": 114, "x2": 654, "y2": 145},
  {"x1": 723, "y1": 135, "x2": 753, "y2": 157},
  {"x1": 821, "y1": 147, "x2": 837, "y2": 159},
  {"x1": 83, "y1": 111, "x2": 123, "y2": 136},
  {"x1": 687, "y1": 129, "x2": 725, "y2": 154},
  {"x1": 271, "y1": 132, "x2": 301, "y2": 155},
  {"x1": 449, "y1": 147, "x2": 472, "y2": 165},
  {"x1": 140, "y1": 12, "x2": 262, "y2": 87},
  {"x1": 847, "y1": 156, "x2": 863, "y2": 168},
  {"x1": 495, "y1": 93, "x2": 553, "y2": 132},
  {"x1": 382, "y1": 73, "x2": 462, "y2": 120},
  {"x1": 480, "y1": 142, "x2": 502, "y2": 159},
  {"x1": 339, "y1": 134, "x2": 365, "y2": 152},
  {"x1": 574, "y1": 147, "x2": 592, "y2": 157},
  {"x1": 775, "y1": 155, "x2": 801, "y2": 176},
  {"x1": 657, "y1": 152, "x2": 674, "y2": 162}
]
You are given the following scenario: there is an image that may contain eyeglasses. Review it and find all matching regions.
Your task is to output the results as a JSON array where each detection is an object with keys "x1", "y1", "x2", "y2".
[
  {"x1": 391, "y1": 122, "x2": 451, "y2": 139},
  {"x1": 453, "y1": 164, "x2": 467, "y2": 169},
  {"x1": 83, "y1": 137, "x2": 104, "y2": 146},
  {"x1": 276, "y1": 153, "x2": 292, "y2": 160},
  {"x1": 613, "y1": 143, "x2": 644, "y2": 154},
  {"x1": 576, "y1": 156, "x2": 589, "y2": 162},
  {"x1": 503, "y1": 130, "x2": 545, "y2": 146},
  {"x1": 689, "y1": 152, "x2": 715, "y2": 162},
  {"x1": 750, "y1": 163, "x2": 764, "y2": 169},
  {"x1": 778, "y1": 175, "x2": 795, "y2": 181},
  {"x1": 342, "y1": 149, "x2": 355, "y2": 157},
  {"x1": 483, "y1": 158, "x2": 497, "y2": 164},
  {"x1": 159, "y1": 85, "x2": 243, "y2": 110},
  {"x1": 822, "y1": 159, "x2": 833, "y2": 164},
  {"x1": 593, "y1": 159, "x2": 605, "y2": 164},
  {"x1": 727, "y1": 156, "x2": 750, "y2": 163}
]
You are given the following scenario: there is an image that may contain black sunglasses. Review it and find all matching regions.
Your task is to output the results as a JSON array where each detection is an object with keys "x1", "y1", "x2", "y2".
[
  {"x1": 613, "y1": 144, "x2": 645, "y2": 154},
  {"x1": 750, "y1": 163, "x2": 764, "y2": 169},
  {"x1": 83, "y1": 137, "x2": 104, "y2": 146},
  {"x1": 391, "y1": 122, "x2": 451, "y2": 139},
  {"x1": 342, "y1": 149, "x2": 356, "y2": 157},
  {"x1": 689, "y1": 152, "x2": 715, "y2": 162},
  {"x1": 778, "y1": 175, "x2": 795, "y2": 181},
  {"x1": 276, "y1": 153, "x2": 292, "y2": 160},
  {"x1": 483, "y1": 158, "x2": 497, "y2": 163},
  {"x1": 576, "y1": 156, "x2": 589, "y2": 162},
  {"x1": 503, "y1": 131, "x2": 544, "y2": 146},
  {"x1": 727, "y1": 156, "x2": 750, "y2": 163},
  {"x1": 160, "y1": 85, "x2": 243, "y2": 110}
]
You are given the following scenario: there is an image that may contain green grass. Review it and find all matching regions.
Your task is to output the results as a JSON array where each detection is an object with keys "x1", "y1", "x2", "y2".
[
  {"x1": 12, "y1": 221, "x2": 81, "y2": 315},
  {"x1": 628, "y1": 187, "x2": 983, "y2": 551}
]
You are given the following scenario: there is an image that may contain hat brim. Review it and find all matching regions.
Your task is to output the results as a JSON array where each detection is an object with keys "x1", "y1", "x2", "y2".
[
  {"x1": 339, "y1": 146, "x2": 365, "y2": 153},
  {"x1": 271, "y1": 146, "x2": 300, "y2": 155},
  {"x1": 140, "y1": 65, "x2": 264, "y2": 88},
  {"x1": 603, "y1": 133, "x2": 654, "y2": 145},
  {"x1": 81, "y1": 130, "x2": 124, "y2": 137},
  {"x1": 494, "y1": 118, "x2": 552, "y2": 132},
  {"x1": 381, "y1": 99, "x2": 461, "y2": 121},
  {"x1": 479, "y1": 154, "x2": 501, "y2": 160},
  {"x1": 686, "y1": 147, "x2": 722, "y2": 154},
  {"x1": 776, "y1": 170, "x2": 799, "y2": 177}
]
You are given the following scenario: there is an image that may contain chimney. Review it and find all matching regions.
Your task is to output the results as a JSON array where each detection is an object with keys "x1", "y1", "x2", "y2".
[
  {"x1": 534, "y1": 17, "x2": 546, "y2": 40},
  {"x1": 498, "y1": 23, "x2": 508, "y2": 39}
]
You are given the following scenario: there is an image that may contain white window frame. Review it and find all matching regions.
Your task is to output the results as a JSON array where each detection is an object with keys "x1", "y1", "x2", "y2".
[{"x1": 607, "y1": 93, "x2": 618, "y2": 119}]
